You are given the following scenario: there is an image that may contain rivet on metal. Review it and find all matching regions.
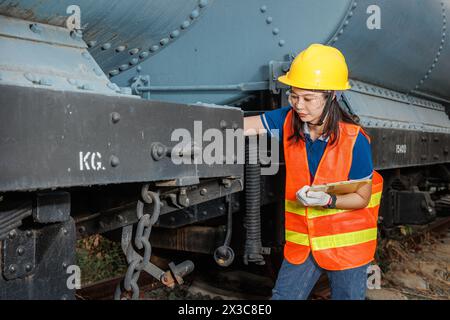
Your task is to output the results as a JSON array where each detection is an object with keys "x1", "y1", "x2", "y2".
[
  {"x1": 16, "y1": 246, "x2": 25, "y2": 256},
  {"x1": 190, "y1": 9, "x2": 200, "y2": 19},
  {"x1": 101, "y1": 43, "x2": 111, "y2": 50},
  {"x1": 181, "y1": 20, "x2": 190, "y2": 29},
  {"x1": 110, "y1": 155, "x2": 120, "y2": 167},
  {"x1": 111, "y1": 112, "x2": 121, "y2": 123},
  {"x1": 220, "y1": 120, "x2": 228, "y2": 129},
  {"x1": 266, "y1": 16, "x2": 273, "y2": 24},
  {"x1": 109, "y1": 69, "x2": 119, "y2": 77},
  {"x1": 129, "y1": 48, "x2": 140, "y2": 55},
  {"x1": 116, "y1": 45, "x2": 126, "y2": 53},
  {"x1": 8, "y1": 265, "x2": 17, "y2": 273},
  {"x1": 150, "y1": 45, "x2": 160, "y2": 52},
  {"x1": 260, "y1": 5, "x2": 267, "y2": 13},
  {"x1": 119, "y1": 64, "x2": 129, "y2": 71},
  {"x1": 139, "y1": 51, "x2": 149, "y2": 59},
  {"x1": 279, "y1": 40, "x2": 285, "y2": 47},
  {"x1": 130, "y1": 58, "x2": 139, "y2": 65},
  {"x1": 25, "y1": 264, "x2": 32, "y2": 272},
  {"x1": 29, "y1": 23, "x2": 42, "y2": 34},
  {"x1": 170, "y1": 30, "x2": 180, "y2": 38},
  {"x1": 8, "y1": 230, "x2": 17, "y2": 239},
  {"x1": 87, "y1": 40, "x2": 97, "y2": 48},
  {"x1": 272, "y1": 28, "x2": 279, "y2": 35},
  {"x1": 160, "y1": 38, "x2": 169, "y2": 46},
  {"x1": 199, "y1": 0, "x2": 208, "y2": 8}
]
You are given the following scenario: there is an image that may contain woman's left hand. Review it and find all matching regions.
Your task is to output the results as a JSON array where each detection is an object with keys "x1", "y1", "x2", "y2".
[{"x1": 296, "y1": 185, "x2": 331, "y2": 207}]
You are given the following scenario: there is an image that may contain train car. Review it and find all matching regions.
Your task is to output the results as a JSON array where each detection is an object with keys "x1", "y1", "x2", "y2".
[{"x1": 0, "y1": 0, "x2": 449, "y2": 299}]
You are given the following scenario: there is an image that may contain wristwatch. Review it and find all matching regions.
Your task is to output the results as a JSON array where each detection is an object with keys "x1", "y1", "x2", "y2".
[{"x1": 324, "y1": 194, "x2": 337, "y2": 209}]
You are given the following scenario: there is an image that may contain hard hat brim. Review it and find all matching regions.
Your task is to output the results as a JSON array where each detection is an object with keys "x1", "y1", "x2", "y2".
[{"x1": 278, "y1": 75, "x2": 351, "y2": 91}]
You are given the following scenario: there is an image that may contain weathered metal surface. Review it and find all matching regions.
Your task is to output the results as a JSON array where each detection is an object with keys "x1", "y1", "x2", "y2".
[
  {"x1": 367, "y1": 128, "x2": 450, "y2": 170},
  {"x1": 0, "y1": 15, "x2": 124, "y2": 95},
  {"x1": 0, "y1": 219, "x2": 76, "y2": 300},
  {"x1": 0, "y1": 84, "x2": 243, "y2": 192},
  {"x1": 0, "y1": 0, "x2": 211, "y2": 78},
  {"x1": 34, "y1": 191, "x2": 71, "y2": 223}
]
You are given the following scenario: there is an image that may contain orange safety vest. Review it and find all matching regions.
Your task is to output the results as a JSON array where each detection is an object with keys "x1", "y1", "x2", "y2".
[{"x1": 283, "y1": 109, "x2": 383, "y2": 270}]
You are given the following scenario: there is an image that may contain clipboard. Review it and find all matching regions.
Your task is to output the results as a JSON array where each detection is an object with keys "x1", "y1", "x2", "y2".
[{"x1": 309, "y1": 179, "x2": 372, "y2": 195}]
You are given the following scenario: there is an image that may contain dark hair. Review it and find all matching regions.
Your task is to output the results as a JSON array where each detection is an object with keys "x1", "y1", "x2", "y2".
[{"x1": 288, "y1": 92, "x2": 363, "y2": 146}]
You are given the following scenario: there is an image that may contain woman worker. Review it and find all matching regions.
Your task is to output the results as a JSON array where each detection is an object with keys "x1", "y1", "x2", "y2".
[{"x1": 244, "y1": 44, "x2": 383, "y2": 300}]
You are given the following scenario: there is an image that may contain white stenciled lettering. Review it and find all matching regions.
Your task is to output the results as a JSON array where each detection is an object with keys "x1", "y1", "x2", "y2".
[
  {"x1": 396, "y1": 144, "x2": 407, "y2": 154},
  {"x1": 79, "y1": 152, "x2": 105, "y2": 171}
]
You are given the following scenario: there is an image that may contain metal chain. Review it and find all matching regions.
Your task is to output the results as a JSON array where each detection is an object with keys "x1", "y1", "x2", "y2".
[{"x1": 115, "y1": 185, "x2": 160, "y2": 300}]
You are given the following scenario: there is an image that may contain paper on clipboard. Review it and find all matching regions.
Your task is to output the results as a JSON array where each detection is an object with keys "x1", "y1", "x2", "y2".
[{"x1": 309, "y1": 179, "x2": 372, "y2": 195}]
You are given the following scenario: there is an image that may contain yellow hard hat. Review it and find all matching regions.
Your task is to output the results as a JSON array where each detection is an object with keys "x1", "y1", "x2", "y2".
[{"x1": 278, "y1": 44, "x2": 351, "y2": 91}]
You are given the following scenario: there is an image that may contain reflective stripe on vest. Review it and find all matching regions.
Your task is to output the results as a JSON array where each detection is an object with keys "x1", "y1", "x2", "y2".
[
  {"x1": 285, "y1": 191, "x2": 382, "y2": 219},
  {"x1": 286, "y1": 227, "x2": 378, "y2": 251}
]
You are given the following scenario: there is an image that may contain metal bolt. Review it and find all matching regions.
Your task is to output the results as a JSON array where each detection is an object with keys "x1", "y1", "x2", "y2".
[
  {"x1": 160, "y1": 38, "x2": 169, "y2": 46},
  {"x1": 139, "y1": 51, "x2": 149, "y2": 59},
  {"x1": 129, "y1": 58, "x2": 139, "y2": 65},
  {"x1": 8, "y1": 230, "x2": 17, "y2": 240},
  {"x1": 181, "y1": 20, "x2": 190, "y2": 29},
  {"x1": 25, "y1": 264, "x2": 32, "y2": 272},
  {"x1": 170, "y1": 30, "x2": 180, "y2": 38},
  {"x1": 111, "y1": 112, "x2": 121, "y2": 123},
  {"x1": 61, "y1": 228, "x2": 68, "y2": 235},
  {"x1": 129, "y1": 48, "x2": 140, "y2": 55},
  {"x1": 70, "y1": 30, "x2": 83, "y2": 40},
  {"x1": 150, "y1": 45, "x2": 159, "y2": 52},
  {"x1": 115, "y1": 45, "x2": 126, "y2": 53},
  {"x1": 200, "y1": 188, "x2": 207, "y2": 196},
  {"x1": 8, "y1": 265, "x2": 17, "y2": 273},
  {"x1": 16, "y1": 246, "x2": 25, "y2": 256},
  {"x1": 220, "y1": 120, "x2": 228, "y2": 129},
  {"x1": 199, "y1": 0, "x2": 208, "y2": 8},
  {"x1": 110, "y1": 155, "x2": 120, "y2": 167},
  {"x1": 190, "y1": 9, "x2": 200, "y2": 19},
  {"x1": 62, "y1": 262, "x2": 68, "y2": 269},
  {"x1": 101, "y1": 43, "x2": 111, "y2": 50},
  {"x1": 29, "y1": 23, "x2": 42, "y2": 34},
  {"x1": 109, "y1": 69, "x2": 119, "y2": 77}
]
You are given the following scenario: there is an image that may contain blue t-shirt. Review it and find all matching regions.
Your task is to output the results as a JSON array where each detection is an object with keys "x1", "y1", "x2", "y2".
[{"x1": 260, "y1": 106, "x2": 373, "y2": 180}]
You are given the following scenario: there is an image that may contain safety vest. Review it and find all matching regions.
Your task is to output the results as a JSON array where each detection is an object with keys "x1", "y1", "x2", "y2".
[{"x1": 283, "y1": 109, "x2": 383, "y2": 270}]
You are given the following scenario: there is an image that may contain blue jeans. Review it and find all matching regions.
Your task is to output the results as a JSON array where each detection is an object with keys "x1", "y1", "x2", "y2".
[{"x1": 271, "y1": 254, "x2": 369, "y2": 300}]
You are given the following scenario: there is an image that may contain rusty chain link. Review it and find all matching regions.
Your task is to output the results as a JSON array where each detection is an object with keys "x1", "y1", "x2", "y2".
[{"x1": 114, "y1": 185, "x2": 161, "y2": 300}]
